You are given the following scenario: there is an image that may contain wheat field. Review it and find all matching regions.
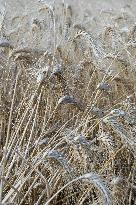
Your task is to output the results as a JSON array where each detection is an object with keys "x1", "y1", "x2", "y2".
[{"x1": 0, "y1": 1, "x2": 136, "y2": 205}]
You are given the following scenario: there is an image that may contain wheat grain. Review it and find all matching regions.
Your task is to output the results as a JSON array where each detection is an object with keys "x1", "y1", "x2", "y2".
[{"x1": 58, "y1": 95, "x2": 84, "y2": 111}]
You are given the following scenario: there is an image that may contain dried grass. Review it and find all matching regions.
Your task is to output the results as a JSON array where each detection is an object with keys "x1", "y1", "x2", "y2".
[{"x1": 0, "y1": 1, "x2": 136, "y2": 205}]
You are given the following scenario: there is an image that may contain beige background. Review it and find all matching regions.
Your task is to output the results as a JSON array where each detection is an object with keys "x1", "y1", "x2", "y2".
[{"x1": 0, "y1": 0, "x2": 136, "y2": 49}]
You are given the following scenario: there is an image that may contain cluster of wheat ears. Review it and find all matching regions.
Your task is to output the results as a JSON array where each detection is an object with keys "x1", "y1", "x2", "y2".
[{"x1": 0, "y1": 1, "x2": 136, "y2": 205}]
